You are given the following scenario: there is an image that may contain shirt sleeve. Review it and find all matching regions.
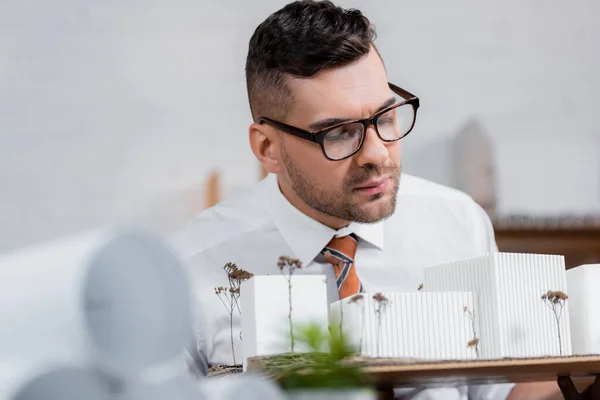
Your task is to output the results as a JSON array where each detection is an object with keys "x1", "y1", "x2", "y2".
[
  {"x1": 468, "y1": 383, "x2": 515, "y2": 400},
  {"x1": 395, "y1": 387, "x2": 465, "y2": 399},
  {"x1": 471, "y1": 199, "x2": 499, "y2": 253}
]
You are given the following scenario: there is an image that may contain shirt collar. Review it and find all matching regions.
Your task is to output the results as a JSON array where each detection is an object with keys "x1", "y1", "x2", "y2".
[
  {"x1": 264, "y1": 175, "x2": 385, "y2": 267},
  {"x1": 349, "y1": 220, "x2": 385, "y2": 250}
]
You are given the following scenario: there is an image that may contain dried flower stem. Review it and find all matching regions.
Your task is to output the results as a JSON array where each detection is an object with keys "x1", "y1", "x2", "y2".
[
  {"x1": 542, "y1": 290, "x2": 568, "y2": 355},
  {"x1": 214, "y1": 263, "x2": 253, "y2": 365},
  {"x1": 372, "y1": 293, "x2": 389, "y2": 357},
  {"x1": 348, "y1": 294, "x2": 365, "y2": 354},
  {"x1": 278, "y1": 256, "x2": 303, "y2": 353},
  {"x1": 464, "y1": 306, "x2": 479, "y2": 358}
]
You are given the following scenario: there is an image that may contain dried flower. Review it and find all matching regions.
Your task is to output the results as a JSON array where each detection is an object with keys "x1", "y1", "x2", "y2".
[
  {"x1": 372, "y1": 293, "x2": 389, "y2": 357},
  {"x1": 348, "y1": 294, "x2": 364, "y2": 304},
  {"x1": 372, "y1": 293, "x2": 388, "y2": 304},
  {"x1": 464, "y1": 306, "x2": 479, "y2": 358},
  {"x1": 542, "y1": 289, "x2": 568, "y2": 355},
  {"x1": 214, "y1": 262, "x2": 254, "y2": 365},
  {"x1": 345, "y1": 293, "x2": 367, "y2": 354},
  {"x1": 278, "y1": 255, "x2": 302, "y2": 352},
  {"x1": 278, "y1": 255, "x2": 303, "y2": 271},
  {"x1": 541, "y1": 290, "x2": 568, "y2": 303}
]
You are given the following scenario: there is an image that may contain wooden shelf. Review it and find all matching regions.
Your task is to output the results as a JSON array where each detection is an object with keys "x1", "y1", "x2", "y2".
[{"x1": 493, "y1": 218, "x2": 600, "y2": 269}]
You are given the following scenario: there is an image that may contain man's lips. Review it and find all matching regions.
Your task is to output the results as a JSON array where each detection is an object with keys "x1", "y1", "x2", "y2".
[{"x1": 354, "y1": 176, "x2": 390, "y2": 195}]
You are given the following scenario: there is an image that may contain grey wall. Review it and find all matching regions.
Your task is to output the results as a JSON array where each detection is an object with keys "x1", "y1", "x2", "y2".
[{"x1": 1, "y1": 0, "x2": 599, "y2": 250}]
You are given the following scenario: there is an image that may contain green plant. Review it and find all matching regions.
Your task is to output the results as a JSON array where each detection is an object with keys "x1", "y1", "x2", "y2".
[{"x1": 260, "y1": 323, "x2": 371, "y2": 390}]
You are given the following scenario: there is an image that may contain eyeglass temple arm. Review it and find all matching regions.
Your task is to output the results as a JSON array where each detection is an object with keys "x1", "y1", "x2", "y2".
[
  {"x1": 388, "y1": 82, "x2": 418, "y2": 101},
  {"x1": 256, "y1": 117, "x2": 317, "y2": 142}
]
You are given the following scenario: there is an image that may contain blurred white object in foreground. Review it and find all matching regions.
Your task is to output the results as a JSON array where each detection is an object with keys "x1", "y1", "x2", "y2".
[
  {"x1": 0, "y1": 228, "x2": 193, "y2": 380},
  {"x1": 198, "y1": 374, "x2": 286, "y2": 400},
  {"x1": 566, "y1": 264, "x2": 600, "y2": 355},
  {"x1": 0, "y1": 360, "x2": 108, "y2": 400},
  {"x1": 114, "y1": 373, "x2": 206, "y2": 400}
]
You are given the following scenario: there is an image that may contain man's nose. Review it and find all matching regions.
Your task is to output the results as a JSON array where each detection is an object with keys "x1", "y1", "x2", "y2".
[{"x1": 354, "y1": 125, "x2": 389, "y2": 167}]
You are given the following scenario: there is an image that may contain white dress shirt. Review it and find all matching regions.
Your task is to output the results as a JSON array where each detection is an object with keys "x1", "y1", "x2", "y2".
[{"x1": 170, "y1": 173, "x2": 514, "y2": 400}]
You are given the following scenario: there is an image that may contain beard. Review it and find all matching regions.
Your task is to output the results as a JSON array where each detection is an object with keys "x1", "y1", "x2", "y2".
[{"x1": 281, "y1": 145, "x2": 401, "y2": 224}]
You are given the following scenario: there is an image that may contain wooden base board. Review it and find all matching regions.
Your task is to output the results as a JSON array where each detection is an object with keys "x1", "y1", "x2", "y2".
[{"x1": 247, "y1": 354, "x2": 600, "y2": 389}]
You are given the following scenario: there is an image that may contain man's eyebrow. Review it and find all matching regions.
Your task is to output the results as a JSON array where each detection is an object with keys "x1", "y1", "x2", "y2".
[
  {"x1": 308, "y1": 117, "x2": 352, "y2": 131},
  {"x1": 308, "y1": 96, "x2": 397, "y2": 132},
  {"x1": 376, "y1": 96, "x2": 397, "y2": 113}
]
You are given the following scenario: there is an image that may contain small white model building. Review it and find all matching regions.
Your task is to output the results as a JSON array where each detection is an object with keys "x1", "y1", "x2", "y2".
[
  {"x1": 240, "y1": 275, "x2": 329, "y2": 370},
  {"x1": 330, "y1": 292, "x2": 479, "y2": 360},
  {"x1": 424, "y1": 252, "x2": 571, "y2": 358},
  {"x1": 566, "y1": 264, "x2": 600, "y2": 355}
]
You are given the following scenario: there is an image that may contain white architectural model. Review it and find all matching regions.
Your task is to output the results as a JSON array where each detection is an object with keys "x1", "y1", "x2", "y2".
[
  {"x1": 424, "y1": 253, "x2": 571, "y2": 358},
  {"x1": 240, "y1": 252, "x2": 598, "y2": 367},
  {"x1": 328, "y1": 252, "x2": 572, "y2": 361},
  {"x1": 240, "y1": 275, "x2": 329, "y2": 370},
  {"x1": 330, "y1": 292, "x2": 479, "y2": 359},
  {"x1": 566, "y1": 264, "x2": 600, "y2": 355}
]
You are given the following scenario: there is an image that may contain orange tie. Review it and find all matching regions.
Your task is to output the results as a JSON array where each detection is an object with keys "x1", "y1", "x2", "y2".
[{"x1": 321, "y1": 233, "x2": 364, "y2": 300}]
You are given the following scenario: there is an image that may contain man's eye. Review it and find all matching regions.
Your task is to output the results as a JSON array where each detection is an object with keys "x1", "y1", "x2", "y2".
[
  {"x1": 326, "y1": 126, "x2": 360, "y2": 142},
  {"x1": 378, "y1": 116, "x2": 395, "y2": 125},
  {"x1": 327, "y1": 131, "x2": 348, "y2": 141}
]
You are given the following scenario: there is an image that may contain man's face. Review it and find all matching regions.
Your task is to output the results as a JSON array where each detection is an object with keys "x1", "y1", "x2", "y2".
[{"x1": 278, "y1": 48, "x2": 402, "y2": 224}]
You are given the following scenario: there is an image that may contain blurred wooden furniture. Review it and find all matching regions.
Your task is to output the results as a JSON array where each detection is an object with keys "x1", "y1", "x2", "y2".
[
  {"x1": 205, "y1": 170, "x2": 221, "y2": 208},
  {"x1": 493, "y1": 216, "x2": 600, "y2": 269}
]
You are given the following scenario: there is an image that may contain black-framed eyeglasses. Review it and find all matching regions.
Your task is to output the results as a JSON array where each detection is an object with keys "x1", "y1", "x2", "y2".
[{"x1": 256, "y1": 82, "x2": 419, "y2": 161}]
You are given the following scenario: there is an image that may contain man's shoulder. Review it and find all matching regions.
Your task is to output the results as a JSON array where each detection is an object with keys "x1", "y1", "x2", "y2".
[
  {"x1": 393, "y1": 174, "x2": 496, "y2": 254},
  {"x1": 168, "y1": 179, "x2": 272, "y2": 259},
  {"x1": 398, "y1": 174, "x2": 477, "y2": 205},
  {"x1": 395, "y1": 174, "x2": 489, "y2": 225}
]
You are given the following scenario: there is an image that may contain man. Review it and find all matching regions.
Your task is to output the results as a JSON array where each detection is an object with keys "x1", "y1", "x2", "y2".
[{"x1": 171, "y1": 1, "x2": 592, "y2": 399}]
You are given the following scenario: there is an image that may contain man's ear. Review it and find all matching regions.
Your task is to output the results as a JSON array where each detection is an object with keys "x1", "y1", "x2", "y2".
[{"x1": 249, "y1": 122, "x2": 284, "y2": 174}]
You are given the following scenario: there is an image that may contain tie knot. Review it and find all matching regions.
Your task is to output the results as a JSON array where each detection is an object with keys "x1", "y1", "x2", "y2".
[{"x1": 322, "y1": 233, "x2": 358, "y2": 262}]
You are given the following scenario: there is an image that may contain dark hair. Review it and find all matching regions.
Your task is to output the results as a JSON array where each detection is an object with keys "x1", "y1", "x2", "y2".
[{"x1": 245, "y1": 0, "x2": 377, "y2": 120}]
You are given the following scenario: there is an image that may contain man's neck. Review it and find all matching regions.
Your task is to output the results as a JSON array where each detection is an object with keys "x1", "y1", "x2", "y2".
[{"x1": 276, "y1": 175, "x2": 349, "y2": 230}]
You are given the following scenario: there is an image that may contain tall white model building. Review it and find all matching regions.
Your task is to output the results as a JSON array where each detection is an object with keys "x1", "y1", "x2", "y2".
[{"x1": 424, "y1": 253, "x2": 571, "y2": 358}]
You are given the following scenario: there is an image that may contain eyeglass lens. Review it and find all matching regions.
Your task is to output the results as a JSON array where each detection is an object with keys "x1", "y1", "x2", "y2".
[{"x1": 322, "y1": 102, "x2": 415, "y2": 160}]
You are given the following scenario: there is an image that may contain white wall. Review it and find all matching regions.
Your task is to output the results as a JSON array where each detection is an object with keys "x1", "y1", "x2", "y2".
[{"x1": 0, "y1": 0, "x2": 598, "y2": 251}]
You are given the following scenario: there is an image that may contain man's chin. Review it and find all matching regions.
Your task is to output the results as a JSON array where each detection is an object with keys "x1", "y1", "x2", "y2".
[{"x1": 351, "y1": 197, "x2": 396, "y2": 223}]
